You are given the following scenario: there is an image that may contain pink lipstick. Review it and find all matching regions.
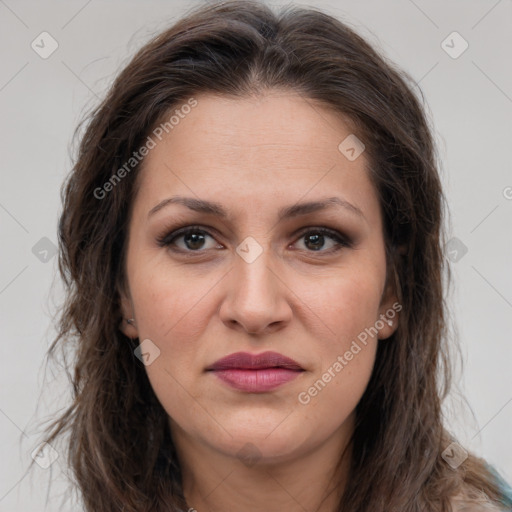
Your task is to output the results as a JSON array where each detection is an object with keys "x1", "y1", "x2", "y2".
[{"x1": 206, "y1": 351, "x2": 304, "y2": 392}]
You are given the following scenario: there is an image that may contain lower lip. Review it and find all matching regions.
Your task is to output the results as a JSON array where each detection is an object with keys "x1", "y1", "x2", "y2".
[{"x1": 209, "y1": 368, "x2": 303, "y2": 392}]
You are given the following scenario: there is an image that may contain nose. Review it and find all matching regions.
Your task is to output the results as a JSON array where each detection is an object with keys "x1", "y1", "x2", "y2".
[{"x1": 218, "y1": 247, "x2": 293, "y2": 336}]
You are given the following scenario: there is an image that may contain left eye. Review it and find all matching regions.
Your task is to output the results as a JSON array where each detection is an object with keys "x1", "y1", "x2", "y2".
[
  {"x1": 158, "y1": 226, "x2": 351, "y2": 254},
  {"x1": 294, "y1": 228, "x2": 349, "y2": 252}
]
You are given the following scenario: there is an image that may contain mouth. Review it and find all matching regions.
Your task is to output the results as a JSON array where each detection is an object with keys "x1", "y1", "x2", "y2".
[{"x1": 206, "y1": 351, "x2": 305, "y2": 393}]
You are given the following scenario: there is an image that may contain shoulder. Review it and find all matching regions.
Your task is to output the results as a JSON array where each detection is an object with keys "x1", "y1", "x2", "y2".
[
  {"x1": 450, "y1": 495, "x2": 507, "y2": 511},
  {"x1": 450, "y1": 483, "x2": 512, "y2": 512},
  {"x1": 450, "y1": 492, "x2": 504, "y2": 511}
]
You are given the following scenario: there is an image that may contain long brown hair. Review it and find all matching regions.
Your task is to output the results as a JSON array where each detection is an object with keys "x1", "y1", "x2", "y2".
[{"x1": 37, "y1": 1, "x2": 509, "y2": 510}]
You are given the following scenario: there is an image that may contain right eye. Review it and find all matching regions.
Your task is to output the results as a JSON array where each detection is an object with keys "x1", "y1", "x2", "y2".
[{"x1": 157, "y1": 226, "x2": 223, "y2": 253}]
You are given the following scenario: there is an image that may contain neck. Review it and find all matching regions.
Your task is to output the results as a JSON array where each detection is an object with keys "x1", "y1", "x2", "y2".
[{"x1": 172, "y1": 416, "x2": 354, "y2": 512}]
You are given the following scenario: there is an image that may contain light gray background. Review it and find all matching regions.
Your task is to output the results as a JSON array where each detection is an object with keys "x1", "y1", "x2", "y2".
[{"x1": 1, "y1": 0, "x2": 511, "y2": 510}]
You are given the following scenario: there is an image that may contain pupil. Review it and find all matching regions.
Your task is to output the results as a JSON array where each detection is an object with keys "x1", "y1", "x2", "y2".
[
  {"x1": 185, "y1": 232, "x2": 204, "y2": 250},
  {"x1": 306, "y1": 233, "x2": 323, "y2": 251}
]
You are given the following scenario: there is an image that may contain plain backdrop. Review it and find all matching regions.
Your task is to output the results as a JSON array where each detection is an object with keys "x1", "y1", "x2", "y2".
[{"x1": 0, "y1": 0, "x2": 511, "y2": 510}]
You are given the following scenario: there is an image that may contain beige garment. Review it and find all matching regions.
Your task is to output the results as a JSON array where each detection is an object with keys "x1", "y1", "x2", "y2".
[{"x1": 451, "y1": 487, "x2": 507, "y2": 512}]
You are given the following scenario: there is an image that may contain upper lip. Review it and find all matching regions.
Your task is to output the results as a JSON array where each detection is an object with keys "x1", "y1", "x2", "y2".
[{"x1": 206, "y1": 351, "x2": 304, "y2": 371}]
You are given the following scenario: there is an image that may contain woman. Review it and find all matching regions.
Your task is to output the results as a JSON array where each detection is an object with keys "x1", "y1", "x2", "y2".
[{"x1": 38, "y1": 1, "x2": 512, "y2": 510}]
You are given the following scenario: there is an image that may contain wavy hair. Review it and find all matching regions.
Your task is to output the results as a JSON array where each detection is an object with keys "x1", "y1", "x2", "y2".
[{"x1": 37, "y1": 1, "x2": 509, "y2": 511}]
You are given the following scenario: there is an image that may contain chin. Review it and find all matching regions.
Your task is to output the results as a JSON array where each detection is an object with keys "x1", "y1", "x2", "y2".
[{"x1": 199, "y1": 413, "x2": 316, "y2": 464}]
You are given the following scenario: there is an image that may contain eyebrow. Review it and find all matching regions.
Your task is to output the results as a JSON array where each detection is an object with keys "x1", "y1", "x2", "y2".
[{"x1": 147, "y1": 195, "x2": 366, "y2": 222}]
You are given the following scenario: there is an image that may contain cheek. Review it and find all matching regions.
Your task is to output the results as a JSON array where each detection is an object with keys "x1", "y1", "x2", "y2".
[
  {"x1": 129, "y1": 268, "x2": 215, "y2": 427},
  {"x1": 295, "y1": 261, "x2": 384, "y2": 343},
  {"x1": 294, "y1": 265, "x2": 382, "y2": 407},
  {"x1": 129, "y1": 261, "x2": 219, "y2": 376},
  {"x1": 129, "y1": 252, "x2": 212, "y2": 334},
  {"x1": 299, "y1": 343, "x2": 376, "y2": 442},
  {"x1": 297, "y1": 281, "x2": 379, "y2": 429}
]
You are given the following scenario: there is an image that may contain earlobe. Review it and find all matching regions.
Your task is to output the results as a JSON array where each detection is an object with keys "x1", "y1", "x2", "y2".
[
  {"x1": 377, "y1": 306, "x2": 399, "y2": 340},
  {"x1": 377, "y1": 248, "x2": 403, "y2": 340},
  {"x1": 118, "y1": 290, "x2": 139, "y2": 339},
  {"x1": 119, "y1": 317, "x2": 139, "y2": 339},
  {"x1": 377, "y1": 287, "x2": 401, "y2": 339},
  {"x1": 377, "y1": 278, "x2": 401, "y2": 340}
]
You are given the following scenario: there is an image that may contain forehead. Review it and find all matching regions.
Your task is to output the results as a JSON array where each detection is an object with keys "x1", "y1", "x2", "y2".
[
  {"x1": 133, "y1": 90, "x2": 379, "y2": 219},
  {"x1": 147, "y1": 90, "x2": 359, "y2": 166}
]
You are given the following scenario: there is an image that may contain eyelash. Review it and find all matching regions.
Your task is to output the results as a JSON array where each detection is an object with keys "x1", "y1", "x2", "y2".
[{"x1": 156, "y1": 224, "x2": 352, "y2": 255}]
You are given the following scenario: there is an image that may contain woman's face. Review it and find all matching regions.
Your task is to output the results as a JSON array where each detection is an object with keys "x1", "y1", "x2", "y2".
[{"x1": 120, "y1": 90, "x2": 398, "y2": 466}]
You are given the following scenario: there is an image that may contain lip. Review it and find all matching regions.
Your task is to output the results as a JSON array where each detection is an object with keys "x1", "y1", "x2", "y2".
[
  {"x1": 207, "y1": 351, "x2": 303, "y2": 371},
  {"x1": 206, "y1": 351, "x2": 304, "y2": 393}
]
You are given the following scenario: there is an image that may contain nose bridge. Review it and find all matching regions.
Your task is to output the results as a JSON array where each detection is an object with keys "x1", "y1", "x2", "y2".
[
  {"x1": 233, "y1": 239, "x2": 276, "y2": 305},
  {"x1": 221, "y1": 237, "x2": 290, "y2": 334}
]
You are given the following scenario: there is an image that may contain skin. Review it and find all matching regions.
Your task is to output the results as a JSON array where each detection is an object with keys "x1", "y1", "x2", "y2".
[{"x1": 119, "y1": 90, "x2": 399, "y2": 512}]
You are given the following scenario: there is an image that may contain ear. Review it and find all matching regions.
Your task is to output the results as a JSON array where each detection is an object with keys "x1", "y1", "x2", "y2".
[
  {"x1": 377, "y1": 249, "x2": 403, "y2": 340},
  {"x1": 118, "y1": 286, "x2": 139, "y2": 339}
]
